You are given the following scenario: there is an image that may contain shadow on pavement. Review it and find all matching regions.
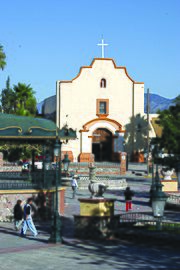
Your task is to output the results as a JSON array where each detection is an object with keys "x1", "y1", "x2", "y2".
[
  {"x1": 0, "y1": 224, "x2": 49, "y2": 244},
  {"x1": 61, "y1": 216, "x2": 75, "y2": 239},
  {"x1": 60, "y1": 235, "x2": 180, "y2": 269}
]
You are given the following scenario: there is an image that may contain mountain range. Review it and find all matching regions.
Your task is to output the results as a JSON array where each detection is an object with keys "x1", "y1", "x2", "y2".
[
  {"x1": 37, "y1": 93, "x2": 176, "y2": 118},
  {"x1": 144, "y1": 93, "x2": 175, "y2": 113}
]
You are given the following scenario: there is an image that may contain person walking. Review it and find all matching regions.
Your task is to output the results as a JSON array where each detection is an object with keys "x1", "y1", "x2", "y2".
[
  {"x1": 124, "y1": 186, "x2": 134, "y2": 212},
  {"x1": 20, "y1": 198, "x2": 38, "y2": 237},
  {"x1": 71, "y1": 175, "x2": 79, "y2": 199},
  {"x1": 13, "y1": 199, "x2": 23, "y2": 231}
]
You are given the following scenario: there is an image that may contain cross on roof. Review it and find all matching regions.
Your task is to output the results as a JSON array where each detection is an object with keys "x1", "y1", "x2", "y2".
[{"x1": 97, "y1": 39, "x2": 108, "y2": 58}]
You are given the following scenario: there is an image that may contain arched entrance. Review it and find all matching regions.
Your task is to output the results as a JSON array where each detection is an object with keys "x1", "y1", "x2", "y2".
[{"x1": 92, "y1": 128, "x2": 112, "y2": 162}]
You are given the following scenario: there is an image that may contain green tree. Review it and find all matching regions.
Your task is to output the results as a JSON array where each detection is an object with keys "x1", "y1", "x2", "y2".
[
  {"x1": 13, "y1": 83, "x2": 37, "y2": 116},
  {"x1": 0, "y1": 76, "x2": 15, "y2": 113},
  {"x1": 0, "y1": 44, "x2": 6, "y2": 70},
  {"x1": 173, "y1": 94, "x2": 180, "y2": 105},
  {"x1": 124, "y1": 114, "x2": 149, "y2": 160},
  {"x1": 156, "y1": 95, "x2": 180, "y2": 155},
  {"x1": 1, "y1": 80, "x2": 37, "y2": 116}
]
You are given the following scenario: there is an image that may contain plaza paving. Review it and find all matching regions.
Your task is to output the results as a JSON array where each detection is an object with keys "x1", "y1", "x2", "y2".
[{"x1": 0, "y1": 174, "x2": 180, "y2": 269}]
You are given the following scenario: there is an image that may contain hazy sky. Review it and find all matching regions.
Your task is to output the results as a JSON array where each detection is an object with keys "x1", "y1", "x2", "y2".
[{"x1": 0, "y1": 0, "x2": 179, "y2": 102}]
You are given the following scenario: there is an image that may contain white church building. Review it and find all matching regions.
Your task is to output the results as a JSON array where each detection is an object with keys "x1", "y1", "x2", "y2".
[{"x1": 56, "y1": 52, "x2": 156, "y2": 162}]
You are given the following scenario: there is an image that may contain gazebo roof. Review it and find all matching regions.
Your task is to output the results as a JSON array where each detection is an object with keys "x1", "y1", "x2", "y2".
[{"x1": 0, "y1": 113, "x2": 76, "y2": 142}]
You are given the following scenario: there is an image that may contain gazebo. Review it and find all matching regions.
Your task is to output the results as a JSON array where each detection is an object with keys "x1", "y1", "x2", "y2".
[
  {"x1": 0, "y1": 113, "x2": 76, "y2": 222},
  {"x1": 0, "y1": 113, "x2": 76, "y2": 188}
]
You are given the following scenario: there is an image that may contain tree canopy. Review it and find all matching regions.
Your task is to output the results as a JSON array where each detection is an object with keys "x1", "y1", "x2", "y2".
[
  {"x1": 0, "y1": 78, "x2": 37, "y2": 116},
  {"x1": 155, "y1": 95, "x2": 180, "y2": 156},
  {"x1": 13, "y1": 82, "x2": 37, "y2": 116},
  {"x1": 124, "y1": 113, "x2": 149, "y2": 159},
  {"x1": 0, "y1": 44, "x2": 6, "y2": 71},
  {"x1": 0, "y1": 45, "x2": 38, "y2": 161},
  {"x1": 0, "y1": 76, "x2": 15, "y2": 113}
]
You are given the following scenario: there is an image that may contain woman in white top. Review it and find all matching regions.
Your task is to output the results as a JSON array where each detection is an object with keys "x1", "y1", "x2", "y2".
[{"x1": 71, "y1": 175, "x2": 79, "y2": 199}]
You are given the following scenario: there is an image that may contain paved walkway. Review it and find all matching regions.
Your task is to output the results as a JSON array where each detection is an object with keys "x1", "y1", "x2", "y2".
[{"x1": 0, "y1": 176, "x2": 180, "y2": 269}]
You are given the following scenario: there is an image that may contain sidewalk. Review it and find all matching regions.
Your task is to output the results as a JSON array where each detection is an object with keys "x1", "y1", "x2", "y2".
[
  {"x1": 0, "y1": 176, "x2": 180, "y2": 269},
  {"x1": 1, "y1": 177, "x2": 179, "y2": 246}
]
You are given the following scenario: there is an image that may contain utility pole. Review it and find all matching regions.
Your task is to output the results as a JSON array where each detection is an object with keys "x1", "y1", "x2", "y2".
[
  {"x1": 131, "y1": 83, "x2": 135, "y2": 161},
  {"x1": 147, "y1": 88, "x2": 150, "y2": 174}
]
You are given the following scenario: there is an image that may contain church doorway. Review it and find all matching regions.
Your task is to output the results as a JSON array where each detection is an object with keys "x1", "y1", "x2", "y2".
[{"x1": 92, "y1": 128, "x2": 112, "y2": 162}]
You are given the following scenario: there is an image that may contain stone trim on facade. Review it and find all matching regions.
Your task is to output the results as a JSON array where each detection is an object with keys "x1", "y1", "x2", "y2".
[
  {"x1": 79, "y1": 118, "x2": 124, "y2": 133},
  {"x1": 96, "y1": 99, "x2": 109, "y2": 117},
  {"x1": 59, "y1": 58, "x2": 144, "y2": 84}
]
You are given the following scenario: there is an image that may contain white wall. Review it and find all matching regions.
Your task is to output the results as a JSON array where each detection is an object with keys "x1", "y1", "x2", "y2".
[{"x1": 56, "y1": 58, "x2": 145, "y2": 160}]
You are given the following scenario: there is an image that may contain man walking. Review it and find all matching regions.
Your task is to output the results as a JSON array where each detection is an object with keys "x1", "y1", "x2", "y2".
[
  {"x1": 21, "y1": 198, "x2": 38, "y2": 237},
  {"x1": 71, "y1": 175, "x2": 79, "y2": 199}
]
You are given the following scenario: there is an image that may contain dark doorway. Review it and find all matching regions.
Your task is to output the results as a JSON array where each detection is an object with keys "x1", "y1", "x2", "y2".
[{"x1": 92, "y1": 128, "x2": 112, "y2": 161}]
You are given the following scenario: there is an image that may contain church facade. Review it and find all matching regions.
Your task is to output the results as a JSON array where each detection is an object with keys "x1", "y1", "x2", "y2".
[{"x1": 56, "y1": 57, "x2": 154, "y2": 162}]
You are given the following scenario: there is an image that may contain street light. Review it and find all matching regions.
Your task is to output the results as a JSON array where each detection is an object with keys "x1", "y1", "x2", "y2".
[
  {"x1": 149, "y1": 144, "x2": 155, "y2": 205},
  {"x1": 49, "y1": 138, "x2": 62, "y2": 243},
  {"x1": 152, "y1": 171, "x2": 168, "y2": 217},
  {"x1": 48, "y1": 124, "x2": 76, "y2": 242},
  {"x1": 151, "y1": 145, "x2": 168, "y2": 230},
  {"x1": 44, "y1": 154, "x2": 51, "y2": 171},
  {"x1": 62, "y1": 153, "x2": 70, "y2": 174},
  {"x1": 44, "y1": 153, "x2": 51, "y2": 189}
]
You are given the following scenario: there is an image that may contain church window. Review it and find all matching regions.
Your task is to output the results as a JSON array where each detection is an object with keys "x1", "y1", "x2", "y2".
[
  {"x1": 100, "y1": 78, "x2": 106, "y2": 88},
  {"x1": 96, "y1": 99, "x2": 109, "y2": 117},
  {"x1": 100, "y1": 102, "x2": 106, "y2": 114}
]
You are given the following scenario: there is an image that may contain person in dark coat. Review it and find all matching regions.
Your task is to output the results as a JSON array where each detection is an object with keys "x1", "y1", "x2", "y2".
[
  {"x1": 124, "y1": 187, "x2": 134, "y2": 212},
  {"x1": 13, "y1": 199, "x2": 23, "y2": 230}
]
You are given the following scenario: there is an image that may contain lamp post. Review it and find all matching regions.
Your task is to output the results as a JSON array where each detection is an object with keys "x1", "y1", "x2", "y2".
[
  {"x1": 49, "y1": 139, "x2": 62, "y2": 243},
  {"x1": 44, "y1": 153, "x2": 51, "y2": 188},
  {"x1": 44, "y1": 154, "x2": 51, "y2": 171},
  {"x1": 62, "y1": 153, "x2": 70, "y2": 175},
  {"x1": 149, "y1": 145, "x2": 155, "y2": 205},
  {"x1": 151, "y1": 145, "x2": 168, "y2": 230}
]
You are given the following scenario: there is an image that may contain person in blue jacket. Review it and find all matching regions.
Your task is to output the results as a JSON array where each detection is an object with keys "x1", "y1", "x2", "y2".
[{"x1": 20, "y1": 198, "x2": 38, "y2": 237}]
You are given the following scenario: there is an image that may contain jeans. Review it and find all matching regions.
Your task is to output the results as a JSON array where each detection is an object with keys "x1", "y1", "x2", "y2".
[
  {"x1": 21, "y1": 218, "x2": 38, "y2": 236},
  {"x1": 72, "y1": 186, "x2": 77, "y2": 198}
]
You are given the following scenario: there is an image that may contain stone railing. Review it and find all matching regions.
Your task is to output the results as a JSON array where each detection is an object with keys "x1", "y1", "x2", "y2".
[
  {"x1": 61, "y1": 175, "x2": 127, "y2": 190},
  {"x1": 0, "y1": 171, "x2": 26, "y2": 180},
  {"x1": 0, "y1": 181, "x2": 39, "y2": 190},
  {"x1": 0, "y1": 166, "x2": 22, "y2": 172},
  {"x1": 167, "y1": 193, "x2": 180, "y2": 205},
  {"x1": 0, "y1": 170, "x2": 56, "y2": 189},
  {"x1": 77, "y1": 176, "x2": 127, "y2": 190},
  {"x1": 69, "y1": 162, "x2": 120, "y2": 169},
  {"x1": 119, "y1": 212, "x2": 154, "y2": 223}
]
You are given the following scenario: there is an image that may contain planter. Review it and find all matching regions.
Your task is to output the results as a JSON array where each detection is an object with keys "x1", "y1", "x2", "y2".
[{"x1": 161, "y1": 168, "x2": 174, "y2": 180}]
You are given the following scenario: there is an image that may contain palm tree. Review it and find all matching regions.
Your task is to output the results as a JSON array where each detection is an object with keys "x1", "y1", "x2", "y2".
[
  {"x1": 124, "y1": 114, "x2": 150, "y2": 161},
  {"x1": 0, "y1": 44, "x2": 6, "y2": 70},
  {"x1": 13, "y1": 83, "x2": 37, "y2": 116}
]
